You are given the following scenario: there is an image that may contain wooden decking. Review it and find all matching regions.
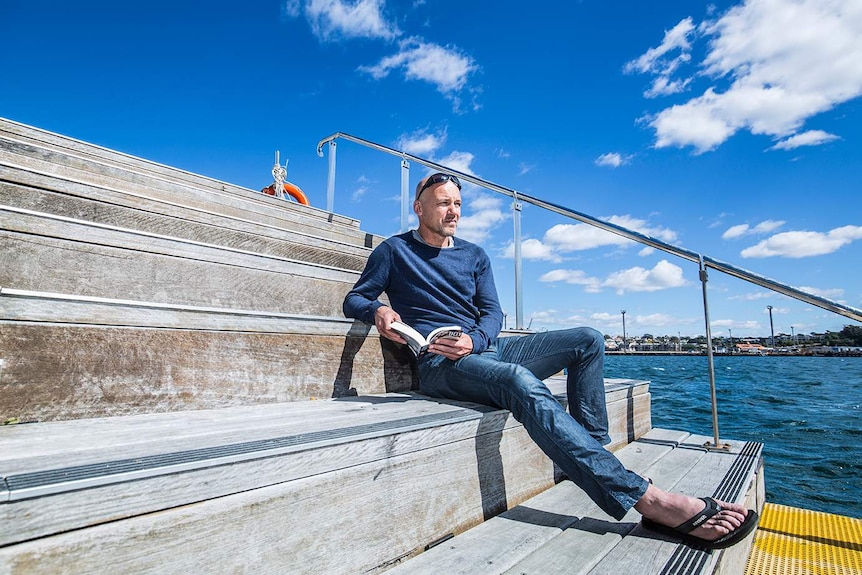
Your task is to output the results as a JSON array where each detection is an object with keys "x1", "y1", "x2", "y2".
[
  {"x1": 0, "y1": 117, "x2": 764, "y2": 574},
  {"x1": 387, "y1": 432, "x2": 763, "y2": 575},
  {"x1": 0, "y1": 382, "x2": 762, "y2": 575}
]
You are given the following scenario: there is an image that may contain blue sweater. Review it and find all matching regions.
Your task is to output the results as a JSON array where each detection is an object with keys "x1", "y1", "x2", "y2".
[{"x1": 343, "y1": 232, "x2": 504, "y2": 354}]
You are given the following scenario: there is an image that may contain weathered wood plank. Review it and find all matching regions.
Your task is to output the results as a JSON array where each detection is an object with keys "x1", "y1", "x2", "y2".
[
  {"x1": 0, "y1": 381, "x2": 651, "y2": 547},
  {"x1": 380, "y1": 428, "x2": 764, "y2": 575},
  {"x1": 0, "y1": 380, "x2": 649, "y2": 470},
  {"x1": 0, "y1": 207, "x2": 359, "y2": 279},
  {"x1": 0, "y1": 403, "x2": 519, "y2": 547},
  {"x1": 0, "y1": 293, "x2": 357, "y2": 334},
  {"x1": 499, "y1": 430, "x2": 694, "y2": 575},
  {"x1": 0, "y1": 229, "x2": 357, "y2": 316},
  {"x1": 0, "y1": 164, "x2": 373, "y2": 249},
  {"x1": 0, "y1": 394, "x2": 472, "y2": 471},
  {"x1": 581, "y1": 437, "x2": 761, "y2": 575},
  {"x1": 0, "y1": 412, "x2": 558, "y2": 575},
  {"x1": 0, "y1": 180, "x2": 372, "y2": 270},
  {"x1": 0, "y1": 128, "x2": 361, "y2": 231},
  {"x1": 385, "y1": 429, "x2": 684, "y2": 575},
  {"x1": 0, "y1": 139, "x2": 367, "y2": 243},
  {"x1": 0, "y1": 324, "x2": 417, "y2": 422}
]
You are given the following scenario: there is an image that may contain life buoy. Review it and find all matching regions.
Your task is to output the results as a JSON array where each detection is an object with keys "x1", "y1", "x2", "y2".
[{"x1": 260, "y1": 182, "x2": 310, "y2": 205}]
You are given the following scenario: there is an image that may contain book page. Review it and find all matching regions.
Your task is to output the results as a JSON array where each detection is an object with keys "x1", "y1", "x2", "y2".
[
  {"x1": 427, "y1": 326, "x2": 463, "y2": 344},
  {"x1": 389, "y1": 321, "x2": 426, "y2": 356}
]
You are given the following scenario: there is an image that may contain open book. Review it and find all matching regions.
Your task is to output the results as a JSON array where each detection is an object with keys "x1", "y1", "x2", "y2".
[{"x1": 389, "y1": 321, "x2": 463, "y2": 358}]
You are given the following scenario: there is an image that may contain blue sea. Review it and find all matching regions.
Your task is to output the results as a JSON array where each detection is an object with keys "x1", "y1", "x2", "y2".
[{"x1": 604, "y1": 354, "x2": 862, "y2": 520}]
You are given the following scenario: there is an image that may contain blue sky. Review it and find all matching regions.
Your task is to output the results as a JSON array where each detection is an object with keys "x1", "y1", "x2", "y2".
[{"x1": 2, "y1": 0, "x2": 860, "y2": 339}]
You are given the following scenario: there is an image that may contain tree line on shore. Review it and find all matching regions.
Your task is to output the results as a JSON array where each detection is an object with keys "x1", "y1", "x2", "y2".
[{"x1": 606, "y1": 324, "x2": 862, "y2": 351}]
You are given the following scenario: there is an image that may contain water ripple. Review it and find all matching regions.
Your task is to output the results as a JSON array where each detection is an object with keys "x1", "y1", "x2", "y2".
[{"x1": 605, "y1": 355, "x2": 862, "y2": 519}]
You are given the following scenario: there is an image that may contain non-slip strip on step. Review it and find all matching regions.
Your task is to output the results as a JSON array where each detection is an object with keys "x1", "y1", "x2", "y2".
[
  {"x1": 1, "y1": 408, "x2": 485, "y2": 503},
  {"x1": 657, "y1": 441, "x2": 763, "y2": 575}
]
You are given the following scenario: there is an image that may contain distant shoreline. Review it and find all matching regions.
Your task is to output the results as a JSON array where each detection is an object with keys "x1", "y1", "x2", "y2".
[{"x1": 605, "y1": 350, "x2": 862, "y2": 357}]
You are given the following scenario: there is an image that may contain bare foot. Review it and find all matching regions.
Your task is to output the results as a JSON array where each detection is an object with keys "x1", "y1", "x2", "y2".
[{"x1": 634, "y1": 484, "x2": 749, "y2": 542}]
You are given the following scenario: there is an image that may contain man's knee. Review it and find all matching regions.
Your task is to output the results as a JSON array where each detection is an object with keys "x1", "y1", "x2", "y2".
[{"x1": 558, "y1": 326, "x2": 604, "y2": 353}]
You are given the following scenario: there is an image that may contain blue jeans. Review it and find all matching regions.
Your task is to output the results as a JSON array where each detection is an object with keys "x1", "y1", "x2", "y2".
[{"x1": 417, "y1": 327, "x2": 648, "y2": 520}]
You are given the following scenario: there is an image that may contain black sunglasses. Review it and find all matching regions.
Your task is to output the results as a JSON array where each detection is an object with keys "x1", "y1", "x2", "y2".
[{"x1": 416, "y1": 173, "x2": 462, "y2": 199}]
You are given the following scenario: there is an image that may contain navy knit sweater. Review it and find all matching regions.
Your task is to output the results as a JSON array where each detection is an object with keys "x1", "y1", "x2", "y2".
[{"x1": 342, "y1": 232, "x2": 504, "y2": 354}]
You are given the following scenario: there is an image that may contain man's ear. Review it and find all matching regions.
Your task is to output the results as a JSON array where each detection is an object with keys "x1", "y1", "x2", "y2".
[{"x1": 413, "y1": 200, "x2": 421, "y2": 216}]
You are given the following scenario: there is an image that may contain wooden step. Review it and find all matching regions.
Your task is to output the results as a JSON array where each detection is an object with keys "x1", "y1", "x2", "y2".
[
  {"x1": 383, "y1": 429, "x2": 765, "y2": 575},
  {"x1": 0, "y1": 379, "x2": 651, "y2": 574},
  {"x1": 0, "y1": 119, "x2": 380, "y2": 244},
  {"x1": 0, "y1": 205, "x2": 360, "y2": 315},
  {"x1": 0, "y1": 178, "x2": 374, "y2": 271},
  {"x1": 0, "y1": 287, "x2": 413, "y2": 421}
]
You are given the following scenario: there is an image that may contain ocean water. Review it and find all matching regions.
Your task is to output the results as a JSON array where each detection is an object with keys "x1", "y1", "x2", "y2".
[{"x1": 604, "y1": 354, "x2": 862, "y2": 520}]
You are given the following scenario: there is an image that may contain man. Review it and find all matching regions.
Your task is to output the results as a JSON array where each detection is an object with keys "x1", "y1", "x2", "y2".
[{"x1": 343, "y1": 172, "x2": 757, "y2": 549}]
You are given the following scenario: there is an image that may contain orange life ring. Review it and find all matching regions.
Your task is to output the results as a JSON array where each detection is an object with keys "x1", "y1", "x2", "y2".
[{"x1": 260, "y1": 182, "x2": 310, "y2": 205}]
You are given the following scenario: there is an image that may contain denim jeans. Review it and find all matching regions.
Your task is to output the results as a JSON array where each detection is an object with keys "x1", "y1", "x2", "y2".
[{"x1": 417, "y1": 327, "x2": 648, "y2": 520}]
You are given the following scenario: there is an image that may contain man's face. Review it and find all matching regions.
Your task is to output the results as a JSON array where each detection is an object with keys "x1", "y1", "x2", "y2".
[{"x1": 415, "y1": 181, "x2": 462, "y2": 239}]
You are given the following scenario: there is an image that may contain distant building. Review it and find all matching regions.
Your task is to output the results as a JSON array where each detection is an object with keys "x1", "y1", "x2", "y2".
[{"x1": 735, "y1": 342, "x2": 768, "y2": 354}]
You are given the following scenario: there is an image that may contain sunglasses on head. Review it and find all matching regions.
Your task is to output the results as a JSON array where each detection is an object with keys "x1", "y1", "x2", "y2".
[{"x1": 417, "y1": 173, "x2": 462, "y2": 199}]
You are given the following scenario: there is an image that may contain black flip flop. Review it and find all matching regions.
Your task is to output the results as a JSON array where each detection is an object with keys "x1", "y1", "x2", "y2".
[{"x1": 641, "y1": 496, "x2": 759, "y2": 550}]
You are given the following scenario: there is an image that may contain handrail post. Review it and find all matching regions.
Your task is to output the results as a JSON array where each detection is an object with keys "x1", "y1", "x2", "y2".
[
  {"x1": 513, "y1": 192, "x2": 523, "y2": 330},
  {"x1": 326, "y1": 140, "x2": 337, "y2": 213},
  {"x1": 699, "y1": 256, "x2": 727, "y2": 451},
  {"x1": 400, "y1": 158, "x2": 410, "y2": 233}
]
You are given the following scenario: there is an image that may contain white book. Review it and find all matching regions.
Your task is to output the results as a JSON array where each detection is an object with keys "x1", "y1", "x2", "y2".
[{"x1": 389, "y1": 321, "x2": 463, "y2": 357}]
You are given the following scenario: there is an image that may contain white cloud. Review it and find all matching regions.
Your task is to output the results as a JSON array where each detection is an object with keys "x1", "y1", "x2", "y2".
[
  {"x1": 722, "y1": 223, "x2": 750, "y2": 239},
  {"x1": 512, "y1": 215, "x2": 677, "y2": 262},
  {"x1": 638, "y1": 246, "x2": 655, "y2": 257},
  {"x1": 517, "y1": 162, "x2": 535, "y2": 175},
  {"x1": 741, "y1": 225, "x2": 862, "y2": 258},
  {"x1": 624, "y1": 17, "x2": 697, "y2": 98},
  {"x1": 526, "y1": 309, "x2": 592, "y2": 328},
  {"x1": 602, "y1": 259, "x2": 688, "y2": 294},
  {"x1": 752, "y1": 220, "x2": 785, "y2": 234},
  {"x1": 359, "y1": 37, "x2": 478, "y2": 95},
  {"x1": 632, "y1": 313, "x2": 679, "y2": 328},
  {"x1": 722, "y1": 219, "x2": 785, "y2": 239},
  {"x1": 729, "y1": 291, "x2": 775, "y2": 301},
  {"x1": 768, "y1": 129, "x2": 841, "y2": 151},
  {"x1": 539, "y1": 260, "x2": 688, "y2": 295},
  {"x1": 595, "y1": 152, "x2": 632, "y2": 168},
  {"x1": 590, "y1": 312, "x2": 623, "y2": 324},
  {"x1": 396, "y1": 127, "x2": 447, "y2": 156},
  {"x1": 631, "y1": 0, "x2": 862, "y2": 152},
  {"x1": 292, "y1": 0, "x2": 400, "y2": 41},
  {"x1": 501, "y1": 238, "x2": 561, "y2": 262},
  {"x1": 286, "y1": 2, "x2": 478, "y2": 108},
  {"x1": 539, "y1": 269, "x2": 603, "y2": 293},
  {"x1": 712, "y1": 319, "x2": 763, "y2": 331},
  {"x1": 797, "y1": 286, "x2": 845, "y2": 299},
  {"x1": 457, "y1": 194, "x2": 506, "y2": 244},
  {"x1": 543, "y1": 215, "x2": 678, "y2": 253},
  {"x1": 435, "y1": 150, "x2": 476, "y2": 177}
]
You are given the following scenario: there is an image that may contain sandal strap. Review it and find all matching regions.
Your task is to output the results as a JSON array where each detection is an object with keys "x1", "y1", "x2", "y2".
[{"x1": 675, "y1": 497, "x2": 722, "y2": 533}]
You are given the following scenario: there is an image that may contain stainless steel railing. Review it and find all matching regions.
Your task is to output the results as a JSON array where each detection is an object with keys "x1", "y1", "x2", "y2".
[{"x1": 317, "y1": 131, "x2": 862, "y2": 448}]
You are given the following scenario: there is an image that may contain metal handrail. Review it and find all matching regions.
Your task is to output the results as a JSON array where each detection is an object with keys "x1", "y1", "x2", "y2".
[
  {"x1": 316, "y1": 132, "x2": 862, "y2": 324},
  {"x1": 317, "y1": 131, "x2": 862, "y2": 449}
]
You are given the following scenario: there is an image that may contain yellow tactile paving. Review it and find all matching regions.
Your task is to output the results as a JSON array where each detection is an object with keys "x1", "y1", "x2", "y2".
[{"x1": 744, "y1": 503, "x2": 862, "y2": 575}]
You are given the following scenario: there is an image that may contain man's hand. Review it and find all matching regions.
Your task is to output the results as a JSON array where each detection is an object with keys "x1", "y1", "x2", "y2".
[
  {"x1": 374, "y1": 306, "x2": 406, "y2": 344},
  {"x1": 427, "y1": 333, "x2": 474, "y2": 361}
]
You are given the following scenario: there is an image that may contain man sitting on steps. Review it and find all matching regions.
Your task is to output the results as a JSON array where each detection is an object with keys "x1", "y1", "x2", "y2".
[{"x1": 343, "y1": 172, "x2": 758, "y2": 550}]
